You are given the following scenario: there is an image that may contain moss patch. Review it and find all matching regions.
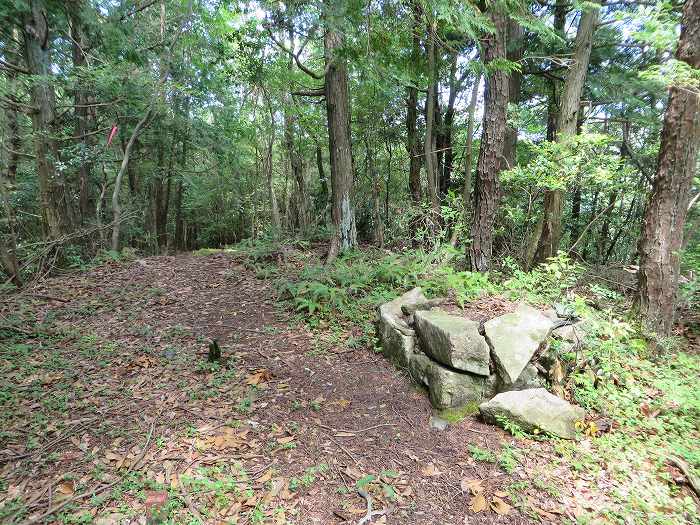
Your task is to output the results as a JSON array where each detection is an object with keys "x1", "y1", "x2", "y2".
[{"x1": 438, "y1": 402, "x2": 480, "y2": 423}]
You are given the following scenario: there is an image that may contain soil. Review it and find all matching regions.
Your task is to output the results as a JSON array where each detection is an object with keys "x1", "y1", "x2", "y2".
[{"x1": 0, "y1": 254, "x2": 573, "y2": 524}]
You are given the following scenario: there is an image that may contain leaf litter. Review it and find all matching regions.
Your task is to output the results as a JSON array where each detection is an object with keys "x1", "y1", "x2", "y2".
[{"x1": 0, "y1": 253, "x2": 599, "y2": 523}]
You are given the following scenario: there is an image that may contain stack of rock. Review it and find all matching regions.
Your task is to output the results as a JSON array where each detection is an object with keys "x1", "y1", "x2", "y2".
[{"x1": 377, "y1": 288, "x2": 586, "y2": 439}]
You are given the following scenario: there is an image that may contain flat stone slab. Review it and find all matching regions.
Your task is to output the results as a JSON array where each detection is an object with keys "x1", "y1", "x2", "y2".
[
  {"x1": 479, "y1": 388, "x2": 585, "y2": 439},
  {"x1": 414, "y1": 310, "x2": 490, "y2": 376},
  {"x1": 377, "y1": 288, "x2": 428, "y2": 368},
  {"x1": 409, "y1": 353, "x2": 486, "y2": 409},
  {"x1": 484, "y1": 303, "x2": 552, "y2": 384}
]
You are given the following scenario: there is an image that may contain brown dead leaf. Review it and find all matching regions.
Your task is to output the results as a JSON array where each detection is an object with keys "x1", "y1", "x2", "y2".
[
  {"x1": 420, "y1": 463, "x2": 442, "y2": 477},
  {"x1": 491, "y1": 496, "x2": 511, "y2": 515},
  {"x1": 469, "y1": 494, "x2": 487, "y2": 513},
  {"x1": 57, "y1": 481, "x2": 75, "y2": 496},
  {"x1": 276, "y1": 436, "x2": 295, "y2": 444},
  {"x1": 246, "y1": 369, "x2": 272, "y2": 385},
  {"x1": 460, "y1": 478, "x2": 483, "y2": 495}
]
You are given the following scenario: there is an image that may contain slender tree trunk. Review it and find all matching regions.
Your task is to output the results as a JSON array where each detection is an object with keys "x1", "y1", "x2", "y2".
[
  {"x1": 366, "y1": 137, "x2": 384, "y2": 248},
  {"x1": 462, "y1": 71, "x2": 482, "y2": 220},
  {"x1": 267, "y1": 135, "x2": 281, "y2": 231},
  {"x1": 637, "y1": 0, "x2": 700, "y2": 335},
  {"x1": 112, "y1": 109, "x2": 152, "y2": 251},
  {"x1": 174, "y1": 112, "x2": 188, "y2": 251},
  {"x1": 406, "y1": 3, "x2": 422, "y2": 204},
  {"x1": 324, "y1": 0, "x2": 357, "y2": 263},
  {"x1": 503, "y1": 20, "x2": 524, "y2": 169},
  {"x1": 0, "y1": 53, "x2": 22, "y2": 287},
  {"x1": 530, "y1": 0, "x2": 600, "y2": 266},
  {"x1": 439, "y1": 53, "x2": 458, "y2": 196},
  {"x1": 69, "y1": 4, "x2": 94, "y2": 223},
  {"x1": 22, "y1": 0, "x2": 75, "y2": 239},
  {"x1": 469, "y1": 8, "x2": 508, "y2": 272},
  {"x1": 423, "y1": 19, "x2": 440, "y2": 214}
]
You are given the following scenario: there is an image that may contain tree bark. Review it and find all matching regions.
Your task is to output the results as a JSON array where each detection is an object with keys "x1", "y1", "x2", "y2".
[
  {"x1": 637, "y1": 0, "x2": 700, "y2": 335},
  {"x1": 423, "y1": 19, "x2": 440, "y2": 214},
  {"x1": 366, "y1": 137, "x2": 384, "y2": 248},
  {"x1": 22, "y1": 0, "x2": 76, "y2": 239},
  {"x1": 462, "y1": 71, "x2": 482, "y2": 220},
  {"x1": 174, "y1": 107, "x2": 189, "y2": 251},
  {"x1": 503, "y1": 20, "x2": 524, "y2": 170},
  {"x1": 267, "y1": 134, "x2": 281, "y2": 231},
  {"x1": 406, "y1": 2, "x2": 422, "y2": 204},
  {"x1": 111, "y1": 109, "x2": 152, "y2": 252},
  {"x1": 69, "y1": 3, "x2": 94, "y2": 223},
  {"x1": 0, "y1": 42, "x2": 22, "y2": 287},
  {"x1": 469, "y1": 8, "x2": 508, "y2": 272},
  {"x1": 282, "y1": 26, "x2": 310, "y2": 232},
  {"x1": 439, "y1": 53, "x2": 459, "y2": 196},
  {"x1": 324, "y1": 0, "x2": 357, "y2": 263},
  {"x1": 530, "y1": 0, "x2": 600, "y2": 266}
]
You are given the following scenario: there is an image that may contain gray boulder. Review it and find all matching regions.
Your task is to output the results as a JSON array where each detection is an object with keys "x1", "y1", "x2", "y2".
[
  {"x1": 485, "y1": 303, "x2": 553, "y2": 384},
  {"x1": 479, "y1": 388, "x2": 585, "y2": 439},
  {"x1": 414, "y1": 310, "x2": 490, "y2": 376},
  {"x1": 377, "y1": 288, "x2": 427, "y2": 368},
  {"x1": 409, "y1": 353, "x2": 486, "y2": 409}
]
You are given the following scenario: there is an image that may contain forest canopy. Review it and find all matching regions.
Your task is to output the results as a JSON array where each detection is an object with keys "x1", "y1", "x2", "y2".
[{"x1": 0, "y1": 0, "x2": 699, "y2": 333}]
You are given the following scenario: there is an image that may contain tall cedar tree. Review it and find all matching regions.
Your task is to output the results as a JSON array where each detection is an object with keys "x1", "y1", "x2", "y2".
[
  {"x1": 469, "y1": 6, "x2": 508, "y2": 272},
  {"x1": 637, "y1": 0, "x2": 700, "y2": 335}
]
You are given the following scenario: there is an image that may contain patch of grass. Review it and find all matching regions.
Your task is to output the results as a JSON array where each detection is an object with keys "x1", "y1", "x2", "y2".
[{"x1": 468, "y1": 444, "x2": 496, "y2": 463}]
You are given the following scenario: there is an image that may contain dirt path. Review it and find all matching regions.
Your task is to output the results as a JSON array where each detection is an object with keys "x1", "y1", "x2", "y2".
[{"x1": 1, "y1": 254, "x2": 565, "y2": 524}]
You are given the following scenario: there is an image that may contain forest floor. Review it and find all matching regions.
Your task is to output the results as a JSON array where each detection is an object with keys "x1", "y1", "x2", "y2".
[{"x1": 0, "y1": 252, "x2": 696, "y2": 524}]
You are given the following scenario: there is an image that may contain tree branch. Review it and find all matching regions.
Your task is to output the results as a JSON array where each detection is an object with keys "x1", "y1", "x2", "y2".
[{"x1": 266, "y1": 26, "x2": 325, "y2": 80}]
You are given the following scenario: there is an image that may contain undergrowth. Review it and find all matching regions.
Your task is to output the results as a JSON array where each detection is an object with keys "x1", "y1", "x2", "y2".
[{"x1": 226, "y1": 237, "x2": 700, "y2": 524}]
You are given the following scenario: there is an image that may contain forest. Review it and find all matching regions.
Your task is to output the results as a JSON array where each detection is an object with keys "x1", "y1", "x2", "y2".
[{"x1": 0, "y1": 0, "x2": 699, "y2": 524}]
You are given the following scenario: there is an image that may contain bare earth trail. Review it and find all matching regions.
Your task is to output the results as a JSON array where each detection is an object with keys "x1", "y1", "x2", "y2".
[{"x1": 1, "y1": 254, "x2": 567, "y2": 524}]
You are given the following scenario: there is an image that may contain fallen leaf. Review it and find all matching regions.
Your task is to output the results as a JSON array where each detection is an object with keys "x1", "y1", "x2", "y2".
[
  {"x1": 57, "y1": 481, "x2": 75, "y2": 496},
  {"x1": 491, "y1": 496, "x2": 511, "y2": 515},
  {"x1": 460, "y1": 478, "x2": 483, "y2": 495},
  {"x1": 276, "y1": 436, "x2": 295, "y2": 444},
  {"x1": 420, "y1": 463, "x2": 442, "y2": 477},
  {"x1": 469, "y1": 494, "x2": 487, "y2": 513},
  {"x1": 246, "y1": 369, "x2": 272, "y2": 385}
]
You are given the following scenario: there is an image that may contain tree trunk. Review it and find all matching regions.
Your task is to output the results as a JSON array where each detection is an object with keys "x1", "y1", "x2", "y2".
[
  {"x1": 423, "y1": 19, "x2": 440, "y2": 214},
  {"x1": 439, "y1": 53, "x2": 458, "y2": 196},
  {"x1": 174, "y1": 114, "x2": 188, "y2": 251},
  {"x1": 462, "y1": 71, "x2": 482, "y2": 220},
  {"x1": 69, "y1": 4, "x2": 94, "y2": 224},
  {"x1": 22, "y1": 0, "x2": 75, "y2": 239},
  {"x1": 469, "y1": 8, "x2": 508, "y2": 272},
  {"x1": 406, "y1": 3, "x2": 422, "y2": 204},
  {"x1": 366, "y1": 137, "x2": 384, "y2": 248},
  {"x1": 637, "y1": 0, "x2": 700, "y2": 335},
  {"x1": 503, "y1": 20, "x2": 524, "y2": 170},
  {"x1": 530, "y1": 0, "x2": 600, "y2": 266},
  {"x1": 267, "y1": 135, "x2": 281, "y2": 231},
  {"x1": 324, "y1": 0, "x2": 357, "y2": 263},
  {"x1": 112, "y1": 109, "x2": 152, "y2": 252},
  {"x1": 0, "y1": 48, "x2": 22, "y2": 287}
]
